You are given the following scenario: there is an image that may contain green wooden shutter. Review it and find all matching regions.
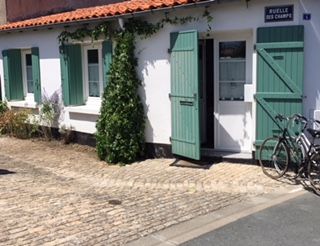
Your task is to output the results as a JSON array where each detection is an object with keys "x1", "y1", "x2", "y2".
[
  {"x1": 255, "y1": 26, "x2": 304, "y2": 156},
  {"x1": 31, "y1": 47, "x2": 41, "y2": 103},
  {"x1": 59, "y1": 44, "x2": 84, "y2": 106},
  {"x1": 102, "y1": 40, "x2": 112, "y2": 88},
  {"x1": 2, "y1": 49, "x2": 24, "y2": 101},
  {"x1": 170, "y1": 30, "x2": 200, "y2": 160}
]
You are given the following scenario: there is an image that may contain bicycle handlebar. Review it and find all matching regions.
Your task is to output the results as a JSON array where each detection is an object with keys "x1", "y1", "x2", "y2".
[
  {"x1": 275, "y1": 113, "x2": 308, "y2": 130},
  {"x1": 275, "y1": 113, "x2": 307, "y2": 122}
]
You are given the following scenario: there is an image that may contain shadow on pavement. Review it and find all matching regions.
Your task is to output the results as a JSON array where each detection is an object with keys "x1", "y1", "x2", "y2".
[
  {"x1": 170, "y1": 159, "x2": 213, "y2": 169},
  {"x1": 0, "y1": 169, "x2": 16, "y2": 175}
]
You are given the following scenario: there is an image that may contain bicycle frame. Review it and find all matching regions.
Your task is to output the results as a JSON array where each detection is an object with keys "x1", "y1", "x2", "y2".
[
  {"x1": 278, "y1": 114, "x2": 320, "y2": 172},
  {"x1": 275, "y1": 114, "x2": 307, "y2": 167},
  {"x1": 260, "y1": 114, "x2": 320, "y2": 192}
]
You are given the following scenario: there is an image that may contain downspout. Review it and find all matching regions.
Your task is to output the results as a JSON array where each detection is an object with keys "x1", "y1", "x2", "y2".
[{"x1": 118, "y1": 18, "x2": 125, "y2": 30}]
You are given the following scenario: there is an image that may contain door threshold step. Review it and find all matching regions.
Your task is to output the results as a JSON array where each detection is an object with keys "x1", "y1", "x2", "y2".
[{"x1": 201, "y1": 149, "x2": 253, "y2": 160}]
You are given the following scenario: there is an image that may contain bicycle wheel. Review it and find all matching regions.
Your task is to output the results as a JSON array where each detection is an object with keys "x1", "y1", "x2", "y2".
[
  {"x1": 259, "y1": 137, "x2": 289, "y2": 179},
  {"x1": 308, "y1": 152, "x2": 320, "y2": 195}
]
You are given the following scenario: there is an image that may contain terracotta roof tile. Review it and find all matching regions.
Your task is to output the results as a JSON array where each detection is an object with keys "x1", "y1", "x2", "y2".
[{"x1": 0, "y1": 0, "x2": 209, "y2": 31}]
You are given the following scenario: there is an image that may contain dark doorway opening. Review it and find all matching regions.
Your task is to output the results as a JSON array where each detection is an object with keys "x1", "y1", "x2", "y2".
[{"x1": 200, "y1": 39, "x2": 214, "y2": 148}]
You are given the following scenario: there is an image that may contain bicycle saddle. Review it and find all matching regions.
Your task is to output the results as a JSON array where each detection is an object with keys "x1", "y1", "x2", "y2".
[{"x1": 307, "y1": 128, "x2": 320, "y2": 138}]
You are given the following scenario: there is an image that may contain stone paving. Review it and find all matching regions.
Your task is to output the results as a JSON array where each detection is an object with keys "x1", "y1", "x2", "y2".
[{"x1": 0, "y1": 137, "x2": 299, "y2": 245}]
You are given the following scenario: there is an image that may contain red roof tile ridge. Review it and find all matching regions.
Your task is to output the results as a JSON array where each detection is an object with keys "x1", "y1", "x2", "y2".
[{"x1": 0, "y1": 0, "x2": 206, "y2": 31}]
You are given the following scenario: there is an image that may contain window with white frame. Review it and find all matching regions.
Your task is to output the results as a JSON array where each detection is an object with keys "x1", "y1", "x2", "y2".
[
  {"x1": 3, "y1": 47, "x2": 41, "y2": 103},
  {"x1": 60, "y1": 41, "x2": 112, "y2": 107},
  {"x1": 21, "y1": 50, "x2": 34, "y2": 99},
  {"x1": 219, "y1": 41, "x2": 246, "y2": 101},
  {"x1": 83, "y1": 44, "x2": 103, "y2": 100}
]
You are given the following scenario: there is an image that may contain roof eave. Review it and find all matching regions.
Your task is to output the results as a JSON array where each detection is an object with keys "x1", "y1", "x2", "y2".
[{"x1": 0, "y1": 0, "x2": 216, "y2": 34}]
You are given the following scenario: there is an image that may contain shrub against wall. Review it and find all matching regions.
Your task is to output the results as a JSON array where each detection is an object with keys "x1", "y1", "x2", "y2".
[
  {"x1": 96, "y1": 31, "x2": 145, "y2": 164},
  {"x1": 0, "y1": 109, "x2": 33, "y2": 139}
]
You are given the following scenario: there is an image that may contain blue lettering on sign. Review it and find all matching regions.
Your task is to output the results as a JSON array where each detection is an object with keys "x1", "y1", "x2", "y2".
[
  {"x1": 265, "y1": 5, "x2": 294, "y2": 22},
  {"x1": 303, "y1": 13, "x2": 311, "y2": 20}
]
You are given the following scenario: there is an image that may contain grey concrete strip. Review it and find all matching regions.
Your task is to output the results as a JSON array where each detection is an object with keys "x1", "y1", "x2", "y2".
[{"x1": 127, "y1": 189, "x2": 306, "y2": 246}]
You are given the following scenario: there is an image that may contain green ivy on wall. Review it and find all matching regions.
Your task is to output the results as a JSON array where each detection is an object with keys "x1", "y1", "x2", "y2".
[{"x1": 58, "y1": 9, "x2": 213, "y2": 44}]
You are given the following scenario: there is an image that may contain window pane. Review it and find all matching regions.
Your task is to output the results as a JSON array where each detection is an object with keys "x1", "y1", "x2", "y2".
[
  {"x1": 89, "y1": 82, "x2": 99, "y2": 97},
  {"x1": 219, "y1": 41, "x2": 246, "y2": 59},
  {"x1": 219, "y1": 61, "x2": 245, "y2": 81},
  {"x1": 25, "y1": 54, "x2": 34, "y2": 93},
  {"x1": 219, "y1": 41, "x2": 246, "y2": 101},
  {"x1": 88, "y1": 64, "x2": 99, "y2": 82},
  {"x1": 219, "y1": 83, "x2": 244, "y2": 101},
  {"x1": 88, "y1": 64, "x2": 99, "y2": 97},
  {"x1": 88, "y1": 49, "x2": 98, "y2": 64},
  {"x1": 26, "y1": 54, "x2": 32, "y2": 66},
  {"x1": 26, "y1": 66, "x2": 34, "y2": 93},
  {"x1": 87, "y1": 49, "x2": 100, "y2": 97}
]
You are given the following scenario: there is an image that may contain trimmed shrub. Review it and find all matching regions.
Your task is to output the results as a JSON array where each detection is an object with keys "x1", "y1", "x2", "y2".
[{"x1": 96, "y1": 31, "x2": 145, "y2": 164}]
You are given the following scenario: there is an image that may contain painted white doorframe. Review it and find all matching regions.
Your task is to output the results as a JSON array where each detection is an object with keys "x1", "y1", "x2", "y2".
[{"x1": 213, "y1": 30, "x2": 253, "y2": 152}]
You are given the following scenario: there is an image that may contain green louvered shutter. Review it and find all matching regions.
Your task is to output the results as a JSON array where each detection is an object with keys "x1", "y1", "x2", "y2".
[
  {"x1": 170, "y1": 30, "x2": 200, "y2": 160},
  {"x1": 255, "y1": 26, "x2": 304, "y2": 157},
  {"x1": 31, "y1": 47, "x2": 41, "y2": 103},
  {"x1": 102, "y1": 40, "x2": 112, "y2": 88},
  {"x1": 2, "y1": 49, "x2": 24, "y2": 101},
  {"x1": 59, "y1": 44, "x2": 84, "y2": 106}
]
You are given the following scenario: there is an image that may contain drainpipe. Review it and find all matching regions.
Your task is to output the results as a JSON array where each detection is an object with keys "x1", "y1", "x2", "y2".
[{"x1": 118, "y1": 18, "x2": 125, "y2": 30}]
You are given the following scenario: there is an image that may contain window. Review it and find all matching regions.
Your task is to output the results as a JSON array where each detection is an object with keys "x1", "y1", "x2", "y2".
[
  {"x1": 21, "y1": 50, "x2": 34, "y2": 99},
  {"x1": 83, "y1": 46, "x2": 103, "y2": 99},
  {"x1": 60, "y1": 41, "x2": 112, "y2": 106},
  {"x1": 219, "y1": 41, "x2": 246, "y2": 101},
  {"x1": 2, "y1": 48, "x2": 41, "y2": 103}
]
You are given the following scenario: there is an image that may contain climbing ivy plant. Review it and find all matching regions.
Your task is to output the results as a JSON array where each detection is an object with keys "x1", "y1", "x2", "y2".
[
  {"x1": 58, "y1": 9, "x2": 213, "y2": 164},
  {"x1": 58, "y1": 9, "x2": 213, "y2": 43}
]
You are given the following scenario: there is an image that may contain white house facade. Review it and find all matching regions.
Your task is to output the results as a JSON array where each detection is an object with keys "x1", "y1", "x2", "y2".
[{"x1": 0, "y1": 0, "x2": 319, "y2": 159}]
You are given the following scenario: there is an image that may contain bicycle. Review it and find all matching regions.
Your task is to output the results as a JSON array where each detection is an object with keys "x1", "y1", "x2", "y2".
[{"x1": 259, "y1": 114, "x2": 320, "y2": 194}]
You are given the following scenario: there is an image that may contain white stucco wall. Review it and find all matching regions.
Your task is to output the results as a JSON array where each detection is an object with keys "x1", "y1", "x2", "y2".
[
  {"x1": 0, "y1": 29, "x2": 62, "y2": 97},
  {"x1": 0, "y1": 0, "x2": 319, "y2": 150},
  {"x1": 297, "y1": 0, "x2": 320, "y2": 119}
]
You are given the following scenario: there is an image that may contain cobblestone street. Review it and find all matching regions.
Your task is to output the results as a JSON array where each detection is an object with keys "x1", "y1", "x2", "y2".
[{"x1": 0, "y1": 137, "x2": 299, "y2": 245}]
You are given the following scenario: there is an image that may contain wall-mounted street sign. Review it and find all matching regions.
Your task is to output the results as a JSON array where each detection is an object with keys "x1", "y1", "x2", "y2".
[{"x1": 265, "y1": 5, "x2": 294, "y2": 22}]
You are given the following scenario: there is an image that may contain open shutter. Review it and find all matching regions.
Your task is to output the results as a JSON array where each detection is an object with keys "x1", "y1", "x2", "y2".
[
  {"x1": 255, "y1": 26, "x2": 304, "y2": 155},
  {"x1": 170, "y1": 30, "x2": 200, "y2": 160},
  {"x1": 102, "y1": 40, "x2": 112, "y2": 88},
  {"x1": 2, "y1": 49, "x2": 24, "y2": 101},
  {"x1": 31, "y1": 47, "x2": 41, "y2": 103},
  {"x1": 59, "y1": 44, "x2": 84, "y2": 106}
]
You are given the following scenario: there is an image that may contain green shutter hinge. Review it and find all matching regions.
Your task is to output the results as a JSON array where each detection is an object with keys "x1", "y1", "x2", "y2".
[
  {"x1": 253, "y1": 44, "x2": 257, "y2": 50},
  {"x1": 169, "y1": 137, "x2": 172, "y2": 142},
  {"x1": 168, "y1": 49, "x2": 172, "y2": 54}
]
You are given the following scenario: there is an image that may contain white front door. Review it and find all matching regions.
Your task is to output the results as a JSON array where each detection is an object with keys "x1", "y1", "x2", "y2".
[{"x1": 214, "y1": 32, "x2": 253, "y2": 152}]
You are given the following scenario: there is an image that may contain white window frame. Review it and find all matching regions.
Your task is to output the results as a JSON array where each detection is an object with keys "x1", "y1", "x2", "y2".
[
  {"x1": 218, "y1": 40, "x2": 246, "y2": 101},
  {"x1": 21, "y1": 49, "x2": 35, "y2": 102},
  {"x1": 82, "y1": 43, "x2": 103, "y2": 105}
]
